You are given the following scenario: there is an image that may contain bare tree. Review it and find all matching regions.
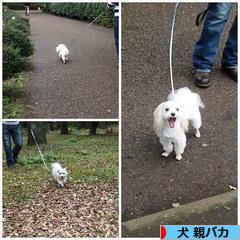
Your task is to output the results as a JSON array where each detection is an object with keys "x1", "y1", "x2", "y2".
[
  {"x1": 27, "y1": 122, "x2": 47, "y2": 146},
  {"x1": 89, "y1": 122, "x2": 99, "y2": 135},
  {"x1": 60, "y1": 122, "x2": 69, "y2": 135}
]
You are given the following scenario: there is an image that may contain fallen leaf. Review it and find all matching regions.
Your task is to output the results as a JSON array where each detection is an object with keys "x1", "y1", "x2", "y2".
[{"x1": 3, "y1": 182, "x2": 118, "y2": 237}]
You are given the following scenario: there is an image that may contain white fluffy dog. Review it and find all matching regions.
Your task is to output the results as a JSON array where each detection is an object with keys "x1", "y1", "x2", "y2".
[
  {"x1": 56, "y1": 44, "x2": 69, "y2": 64},
  {"x1": 51, "y1": 163, "x2": 68, "y2": 187},
  {"x1": 153, "y1": 87, "x2": 204, "y2": 161}
]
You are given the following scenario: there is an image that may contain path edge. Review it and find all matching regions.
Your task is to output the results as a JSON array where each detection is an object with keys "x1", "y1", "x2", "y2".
[{"x1": 122, "y1": 191, "x2": 237, "y2": 237}]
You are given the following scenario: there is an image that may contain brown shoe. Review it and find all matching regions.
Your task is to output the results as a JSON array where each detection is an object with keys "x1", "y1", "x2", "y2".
[
  {"x1": 194, "y1": 71, "x2": 210, "y2": 88},
  {"x1": 221, "y1": 66, "x2": 237, "y2": 81}
]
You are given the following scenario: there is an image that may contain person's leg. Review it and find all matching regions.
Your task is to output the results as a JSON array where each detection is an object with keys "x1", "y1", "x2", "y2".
[
  {"x1": 221, "y1": 15, "x2": 237, "y2": 81},
  {"x1": 3, "y1": 125, "x2": 14, "y2": 167},
  {"x1": 222, "y1": 16, "x2": 237, "y2": 67},
  {"x1": 193, "y1": 3, "x2": 233, "y2": 72},
  {"x1": 11, "y1": 125, "x2": 23, "y2": 162},
  {"x1": 114, "y1": 16, "x2": 119, "y2": 57}
]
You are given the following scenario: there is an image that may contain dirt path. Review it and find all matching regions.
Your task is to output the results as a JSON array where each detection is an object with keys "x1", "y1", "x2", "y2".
[
  {"x1": 23, "y1": 12, "x2": 118, "y2": 118},
  {"x1": 122, "y1": 3, "x2": 237, "y2": 221}
]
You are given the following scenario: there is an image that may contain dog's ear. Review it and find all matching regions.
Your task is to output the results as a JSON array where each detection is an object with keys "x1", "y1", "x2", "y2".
[{"x1": 153, "y1": 103, "x2": 164, "y2": 133}]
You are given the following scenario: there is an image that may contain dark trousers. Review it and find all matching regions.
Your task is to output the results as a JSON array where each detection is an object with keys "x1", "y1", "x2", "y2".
[
  {"x1": 3, "y1": 124, "x2": 23, "y2": 166},
  {"x1": 193, "y1": 3, "x2": 237, "y2": 72}
]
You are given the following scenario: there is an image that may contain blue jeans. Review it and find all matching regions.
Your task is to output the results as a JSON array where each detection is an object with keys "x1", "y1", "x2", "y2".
[
  {"x1": 114, "y1": 16, "x2": 119, "y2": 56},
  {"x1": 3, "y1": 124, "x2": 23, "y2": 166},
  {"x1": 193, "y1": 3, "x2": 237, "y2": 72}
]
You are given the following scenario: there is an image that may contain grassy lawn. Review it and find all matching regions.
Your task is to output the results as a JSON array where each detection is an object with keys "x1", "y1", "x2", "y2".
[{"x1": 3, "y1": 127, "x2": 118, "y2": 207}]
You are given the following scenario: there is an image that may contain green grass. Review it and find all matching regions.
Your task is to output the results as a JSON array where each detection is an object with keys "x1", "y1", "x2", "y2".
[
  {"x1": 3, "y1": 72, "x2": 26, "y2": 118},
  {"x1": 3, "y1": 128, "x2": 118, "y2": 207}
]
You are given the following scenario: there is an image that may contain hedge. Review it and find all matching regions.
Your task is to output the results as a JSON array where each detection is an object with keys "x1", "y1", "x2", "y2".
[
  {"x1": 3, "y1": 9, "x2": 33, "y2": 80},
  {"x1": 45, "y1": 3, "x2": 114, "y2": 27},
  {"x1": 3, "y1": 44, "x2": 27, "y2": 80},
  {"x1": 3, "y1": 9, "x2": 30, "y2": 32},
  {"x1": 3, "y1": 3, "x2": 45, "y2": 10}
]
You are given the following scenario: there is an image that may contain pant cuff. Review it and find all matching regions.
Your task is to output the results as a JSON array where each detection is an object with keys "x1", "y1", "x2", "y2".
[{"x1": 194, "y1": 69, "x2": 211, "y2": 73}]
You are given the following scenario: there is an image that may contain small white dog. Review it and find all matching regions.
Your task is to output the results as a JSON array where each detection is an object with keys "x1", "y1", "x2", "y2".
[
  {"x1": 153, "y1": 87, "x2": 204, "y2": 161},
  {"x1": 51, "y1": 162, "x2": 68, "y2": 187},
  {"x1": 56, "y1": 44, "x2": 69, "y2": 64}
]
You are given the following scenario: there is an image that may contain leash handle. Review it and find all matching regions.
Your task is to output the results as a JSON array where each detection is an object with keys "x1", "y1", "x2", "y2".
[
  {"x1": 169, "y1": 2, "x2": 179, "y2": 95},
  {"x1": 30, "y1": 129, "x2": 52, "y2": 173}
]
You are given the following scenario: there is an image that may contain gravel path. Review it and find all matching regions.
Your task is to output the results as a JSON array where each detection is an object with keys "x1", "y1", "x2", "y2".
[{"x1": 23, "y1": 12, "x2": 118, "y2": 118}]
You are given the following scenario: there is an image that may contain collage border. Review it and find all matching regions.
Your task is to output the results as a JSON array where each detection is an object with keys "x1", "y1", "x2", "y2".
[{"x1": 0, "y1": 0, "x2": 239, "y2": 239}]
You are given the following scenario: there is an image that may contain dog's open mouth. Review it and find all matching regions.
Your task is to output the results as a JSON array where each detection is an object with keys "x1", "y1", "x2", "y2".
[{"x1": 168, "y1": 117, "x2": 176, "y2": 128}]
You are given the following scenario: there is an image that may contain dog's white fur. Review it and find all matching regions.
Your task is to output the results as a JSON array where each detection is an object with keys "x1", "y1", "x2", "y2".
[
  {"x1": 56, "y1": 44, "x2": 69, "y2": 64},
  {"x1": 51, "y1": 162, "x2": 68, "y2": 187},
  {"x1": 153, "y1": 87, "x2": 204, "y2": 161}
]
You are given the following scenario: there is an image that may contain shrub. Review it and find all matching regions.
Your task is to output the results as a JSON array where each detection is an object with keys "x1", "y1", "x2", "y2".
[
  {"x1": 3, "y1": 44, "x2": 27, "y2": 80},
  {"x1": 45, "y1": 3, "x2": 114, "y2": 27},
  {"x1": 3, "y1": 9, "x2": 33, "y2": 80},
  {"x1": 3, "y1": 72, "x2": 25, "y2": 98},
  {"x1": 3, "y1": 23, "x2": 33, "y2": 57},
  {"x1": 3, "y1": 10, "x2": 30, "y2": 34},
  {"x1": 3, "y1": 3, "x2": 45, "y2": 10}
]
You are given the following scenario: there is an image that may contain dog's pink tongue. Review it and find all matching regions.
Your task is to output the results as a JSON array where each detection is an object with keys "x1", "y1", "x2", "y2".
[{"x1": 168, "y1": 118, "x2": 175, "y2": 128}]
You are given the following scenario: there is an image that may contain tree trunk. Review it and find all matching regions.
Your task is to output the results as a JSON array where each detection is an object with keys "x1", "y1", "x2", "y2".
[
  {"x1": 49, "y1": 122, "x2": 56, "y2": 132},
  {"x1": 89, "y1": 122, "x2": 99, "y2": 135},
  {"x1": 27, "y1": 122, "x2": 47, "y2": 146},
  {"x1": 60, "y1": 122, "x2": 69, "y2": 135},
  {"x1": 76, "y1": 122, "x2": 89, "y2": 130}
]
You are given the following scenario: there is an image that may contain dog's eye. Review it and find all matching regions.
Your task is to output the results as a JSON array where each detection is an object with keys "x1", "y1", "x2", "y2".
[
  {"x1": 176, "y1": 108, "x2": 179, "y2": 111},
  {"x1": 165, "y1": 108, "x2": 169, "y2": 112}
]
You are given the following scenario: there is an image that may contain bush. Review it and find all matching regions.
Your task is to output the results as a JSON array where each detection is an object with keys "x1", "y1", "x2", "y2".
[
  {"x1": 45, "y1": 3, "x2": 114, "y2": 27},
  {"x1": 3, "y1": 44, "x2": 27, "y2": 80},
  {"x1": 3, "y1": 72, "x2": 25, "y2": 98},
  {"x1": 3, "y1": 3, "x2": 45, "y2": 10},
  {"x1": 3, "y1": 9, "x2": 33, "y2": 80},
  {"x1": 3, "y1": 24, "x2": 33, "y2": 57},
  {"x1": 3, "y1": 10, "x2": 30, "y2": 34}
]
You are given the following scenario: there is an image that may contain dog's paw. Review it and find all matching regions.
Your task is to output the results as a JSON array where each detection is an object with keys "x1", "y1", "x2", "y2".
[
  {"x1": 162, "y1": 152, "x2": 170, "y2": 157},
  {"x1": 176, "y1": 155, "x2": 182, "y2": 161},
  {"x1": 195, "y1": 130, "x2": 201, "y2": 138}
]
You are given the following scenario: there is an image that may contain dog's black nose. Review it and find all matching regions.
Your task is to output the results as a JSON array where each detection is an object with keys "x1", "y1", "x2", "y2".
[{"x1": 171, "y1": 112, "x2": 175, "y2": 117}]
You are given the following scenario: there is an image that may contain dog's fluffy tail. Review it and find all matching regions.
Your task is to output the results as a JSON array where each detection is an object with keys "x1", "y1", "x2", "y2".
[{"x1": 168, "y1": 87, "x2": 205, "y2": 109}]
